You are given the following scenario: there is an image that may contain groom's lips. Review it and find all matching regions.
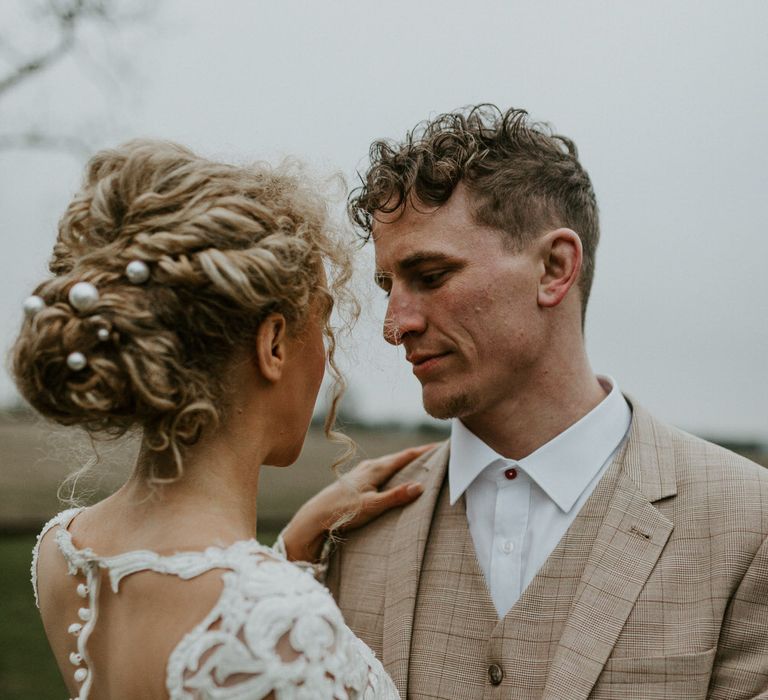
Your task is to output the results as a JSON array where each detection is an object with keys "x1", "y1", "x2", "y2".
[{"x1": 407, "y1": 351, "x2": 451, "y2": 378}]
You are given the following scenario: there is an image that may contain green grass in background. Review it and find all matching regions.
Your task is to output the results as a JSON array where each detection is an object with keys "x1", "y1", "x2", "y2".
[{"x1": 0, "y1": 535, "x2": 66, "y2": 699}]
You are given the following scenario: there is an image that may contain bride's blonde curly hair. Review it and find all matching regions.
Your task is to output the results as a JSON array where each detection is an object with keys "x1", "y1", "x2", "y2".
[{"x1": 13, "y1": 139, "x2": 355, "y2": 485}]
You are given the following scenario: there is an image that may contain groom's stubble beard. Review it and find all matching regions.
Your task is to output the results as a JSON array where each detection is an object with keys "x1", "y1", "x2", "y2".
[{"x1": 423, "y1": 388, "x2": 480, "y2": 421}]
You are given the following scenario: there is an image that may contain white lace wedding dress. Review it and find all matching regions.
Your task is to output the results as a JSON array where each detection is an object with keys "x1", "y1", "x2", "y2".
[{"x1": 32, "y1": 508, "x2": 400, "y2": 700}]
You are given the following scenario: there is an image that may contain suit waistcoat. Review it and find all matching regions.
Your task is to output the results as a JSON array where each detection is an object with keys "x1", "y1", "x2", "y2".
[{"x1": 408, "y1": 456, "x2": 624, "y2": 700}]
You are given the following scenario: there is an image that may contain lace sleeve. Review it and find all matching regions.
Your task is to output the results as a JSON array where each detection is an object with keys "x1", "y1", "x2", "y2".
[
  {"x1": 165, "y1": 556, "x2": 399, "y2": 700},
  {"x1": 31, "y1": 508, "x2": 83, "y2": 608},
  {"x1": 272, "y1": 531, "x2": 333, "y2": 583}
]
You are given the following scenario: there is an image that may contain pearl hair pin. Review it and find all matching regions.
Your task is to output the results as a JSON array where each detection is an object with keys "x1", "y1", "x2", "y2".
[
  {"x1": 23, "y1": 295, "x2": 46, "y2": 318},
  {"x1": 66, "y1": 352, "x2": 87, "y2": 371},
  {"x1": 125, "y1": 260, "x2": 150, "y2": 284},
  {"x1": 68, "y1": 282, "x2": 100, "y2": 313},
  {"x1": 97, "y1": 327, "x2": 110, "y2": 341}
]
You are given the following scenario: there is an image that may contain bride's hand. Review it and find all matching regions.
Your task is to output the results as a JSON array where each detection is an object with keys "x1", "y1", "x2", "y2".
[{"x1": 280, "y1": 444, "x2": 436, "y2": 562}]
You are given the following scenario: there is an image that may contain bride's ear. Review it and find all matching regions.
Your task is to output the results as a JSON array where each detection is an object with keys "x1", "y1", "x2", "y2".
[{"x1": 255, "y1": 313, "x2": 288, "y2": 382}]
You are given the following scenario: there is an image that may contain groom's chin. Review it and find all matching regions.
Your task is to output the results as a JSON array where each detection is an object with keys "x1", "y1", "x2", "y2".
[{"x1": 423, "y1": 390, "x2": 477, "y2": 421}]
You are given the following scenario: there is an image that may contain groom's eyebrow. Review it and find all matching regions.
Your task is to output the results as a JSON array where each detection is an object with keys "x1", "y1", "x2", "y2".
[
  {"x1": 399, "y1": 252, "x2": 455, "y2": 270},
  {"x1": 374, "y1": 252, "x2": 457, "y2": 288}
]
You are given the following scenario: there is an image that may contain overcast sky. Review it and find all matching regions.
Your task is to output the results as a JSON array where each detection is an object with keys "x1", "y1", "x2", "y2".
[{"x1": 1, "y1": 0, "x2": 766, "y2": 441}]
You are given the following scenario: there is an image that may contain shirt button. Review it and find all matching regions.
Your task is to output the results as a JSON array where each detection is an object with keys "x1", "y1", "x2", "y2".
[
  {"x1": 500, "y1": 540, "x2": 515, "y2": 554},
  {"x1": 504, "y1": 467, "x2": 518, "y2": 480},
  {"x1": 488, "y1": 663, "x2": 504, "y2": 685}
]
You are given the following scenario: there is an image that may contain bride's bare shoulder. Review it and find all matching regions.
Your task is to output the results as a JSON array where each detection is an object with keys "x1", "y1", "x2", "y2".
[{"x1": 35, "y1": 518, "x2": 236, "y2": 698}]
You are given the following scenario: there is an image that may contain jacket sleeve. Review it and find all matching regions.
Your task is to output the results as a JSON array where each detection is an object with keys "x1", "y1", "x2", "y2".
[{"x1": 708, "y1": 534, "x2": 768, "y2": 698}]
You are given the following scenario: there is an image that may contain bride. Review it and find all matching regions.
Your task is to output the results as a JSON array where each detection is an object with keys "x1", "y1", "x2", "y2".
[{"x1": 14, "y1": 140, "x2": 428, "y2": 699}]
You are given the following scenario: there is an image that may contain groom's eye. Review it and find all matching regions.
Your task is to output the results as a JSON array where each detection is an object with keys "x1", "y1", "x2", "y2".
[{"x1": 419, "y1": 270, "x2": 447, "y2": 288}]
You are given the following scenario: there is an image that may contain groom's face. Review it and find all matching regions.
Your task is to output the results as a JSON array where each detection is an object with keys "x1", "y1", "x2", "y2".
[{"x1": 373, "y1": 186, "x2": 546, "y2": 423}]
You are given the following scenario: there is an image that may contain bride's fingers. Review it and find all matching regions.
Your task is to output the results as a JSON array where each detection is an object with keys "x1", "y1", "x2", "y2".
[
  {"x1": 360, "y1": 443, "x2": 439, "y2": 485},
  {"x1": 349, "y1": 481, "x2": 425, "y2": 527}
]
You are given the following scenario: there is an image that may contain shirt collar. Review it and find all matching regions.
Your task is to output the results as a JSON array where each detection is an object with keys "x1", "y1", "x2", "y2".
[{"x1": 448, "y1": 376, "x2": 632, "y2": 511}]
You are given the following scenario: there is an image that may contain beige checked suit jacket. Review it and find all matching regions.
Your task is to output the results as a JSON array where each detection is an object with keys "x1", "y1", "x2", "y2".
[{"x1": 326, "y1": 402, "x2": 768, "y2": 699}]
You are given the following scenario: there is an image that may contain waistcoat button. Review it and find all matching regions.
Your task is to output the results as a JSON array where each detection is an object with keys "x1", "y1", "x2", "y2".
[{"x1": 488, "y1": 663, "x2": 503, "y2": 685}]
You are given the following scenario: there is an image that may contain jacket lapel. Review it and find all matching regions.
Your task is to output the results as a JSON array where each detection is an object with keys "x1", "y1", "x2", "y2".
[
  {"x1": 382, "y1": 441, "x2": 449, "y2": 697},
  {"x1": 542, "y1": 402, "x2": 677, "y2": 699}
]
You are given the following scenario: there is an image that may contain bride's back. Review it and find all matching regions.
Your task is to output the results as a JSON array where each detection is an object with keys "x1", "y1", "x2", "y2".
[
  {"x1": 32, "y1": 501, "x2": 399, "y2": 700},
  {"x1": 35, "y1": 508, "x2": 226, "y2": 699}
]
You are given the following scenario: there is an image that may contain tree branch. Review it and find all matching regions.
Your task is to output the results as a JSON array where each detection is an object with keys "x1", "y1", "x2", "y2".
[
  {"x1": 0, "y1": 0, "x2": 118, "y2": 98},
  {"x1": 0, "y1": 29, "x2": 75, "y2": 98},
  {"x1": 0, "y1": 0, "x2": 157, "y2": 156},
  {"x1": 0, "y1": 131, "x2": 91, "y2": 158}
]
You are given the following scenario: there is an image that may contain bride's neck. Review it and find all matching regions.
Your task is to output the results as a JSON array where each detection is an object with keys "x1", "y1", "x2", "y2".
[
  {"x1": 113, "y1": 417, "x2": 270, "y2": 545},
  {"x1": 99, "y1": 357, "x2": 286, "y2": 548}
]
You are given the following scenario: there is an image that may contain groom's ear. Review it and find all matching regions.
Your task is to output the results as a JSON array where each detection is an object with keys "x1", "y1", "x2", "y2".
[
  {"x1": 536, "y1": 228, "x2": 582, "y2": 308},
  {"x1": 255, "y1": 313, "x2": 288, "y2": 383}
]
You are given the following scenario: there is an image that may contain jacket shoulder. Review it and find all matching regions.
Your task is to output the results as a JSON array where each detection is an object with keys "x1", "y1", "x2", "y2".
[
  {"x1": 327, "y1": 441, "x2": 447, "y2": 578},
  {"x1": 650, "y1": 416, "x2": 768, "y2": 538},
  {"x1": 664, "y1": 421, "x2": 767, "y2": 485}
]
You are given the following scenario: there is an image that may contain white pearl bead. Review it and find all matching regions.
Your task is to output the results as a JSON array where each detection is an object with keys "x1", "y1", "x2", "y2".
[
  {"x1": 76, "y1": 583, "x2": 88, "y2": 598},
  {"x1": 77, "y1": 607, "x2": 91, "y2": 621},
  {"x1": 66, "y1": 352, "x2": 87, "y2": 371},
  {"x1": 67, "y1": 623, "x2": 82, "y2": 635},
  {"x1": 74, "y1": 667, "x2": 88, "y2": 682},
  {"x1": 68, "y1": 282, "x2": 100, "y2": 312},
  {"x1": 97, "y1": 327, "x2": 110, "y2": 341},
  {"x1": 69, "y1": 651, "x2": 82, "y2": 666},
  {"x1": 23, "y1": 295, "x2": 46, "y2": 318},
  {"x1": 125, "y1": 260, "x2": 150, "y2": 284}
]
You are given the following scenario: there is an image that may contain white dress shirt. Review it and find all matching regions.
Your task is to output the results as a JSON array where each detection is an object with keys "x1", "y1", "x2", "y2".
[{"x1": 448, "y1": 376, "x2": 632, "y2": 617}]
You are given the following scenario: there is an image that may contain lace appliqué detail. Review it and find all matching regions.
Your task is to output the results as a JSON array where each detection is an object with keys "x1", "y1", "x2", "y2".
[
  {"x1": 31, "y1": 507, "x2": 83, "y2": 608},
  {"x1": 32, "y1": 512, "x2": 398, "y2": 700},
  {"x1": 166, "y1": 552, "x2": 398, "y2": 699}
]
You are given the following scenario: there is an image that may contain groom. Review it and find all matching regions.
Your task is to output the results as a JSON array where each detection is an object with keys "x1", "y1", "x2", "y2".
[{"x1": 329, "y1": 106, "x2": 768, "y2": 698}]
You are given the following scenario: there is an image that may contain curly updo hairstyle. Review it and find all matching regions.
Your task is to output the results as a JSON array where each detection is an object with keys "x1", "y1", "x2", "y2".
[
  {"x1": 349, "y1": 104, "x2": 600, "y2": 315},
  {"x1": 13, "y1": 140, "x2": 353, "y2": 483}
]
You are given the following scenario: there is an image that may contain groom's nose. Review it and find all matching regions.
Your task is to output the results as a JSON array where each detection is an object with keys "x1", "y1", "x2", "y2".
[{"x1": 383, "y1": 289, "x2": 426, "y2": 345}]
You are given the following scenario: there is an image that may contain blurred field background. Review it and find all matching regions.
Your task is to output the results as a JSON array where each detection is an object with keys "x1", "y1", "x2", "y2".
[
  {"x1": 1, "y1": 410, "x2": 765, "y2": 698},
  {"x1": 0, "y1": 408, "x2": 447, "y2": 698}
]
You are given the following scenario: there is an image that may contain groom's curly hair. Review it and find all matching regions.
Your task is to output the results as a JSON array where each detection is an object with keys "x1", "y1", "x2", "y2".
[{"x1": 349, "y1": 104, "x2": 600, "y2": 312}]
